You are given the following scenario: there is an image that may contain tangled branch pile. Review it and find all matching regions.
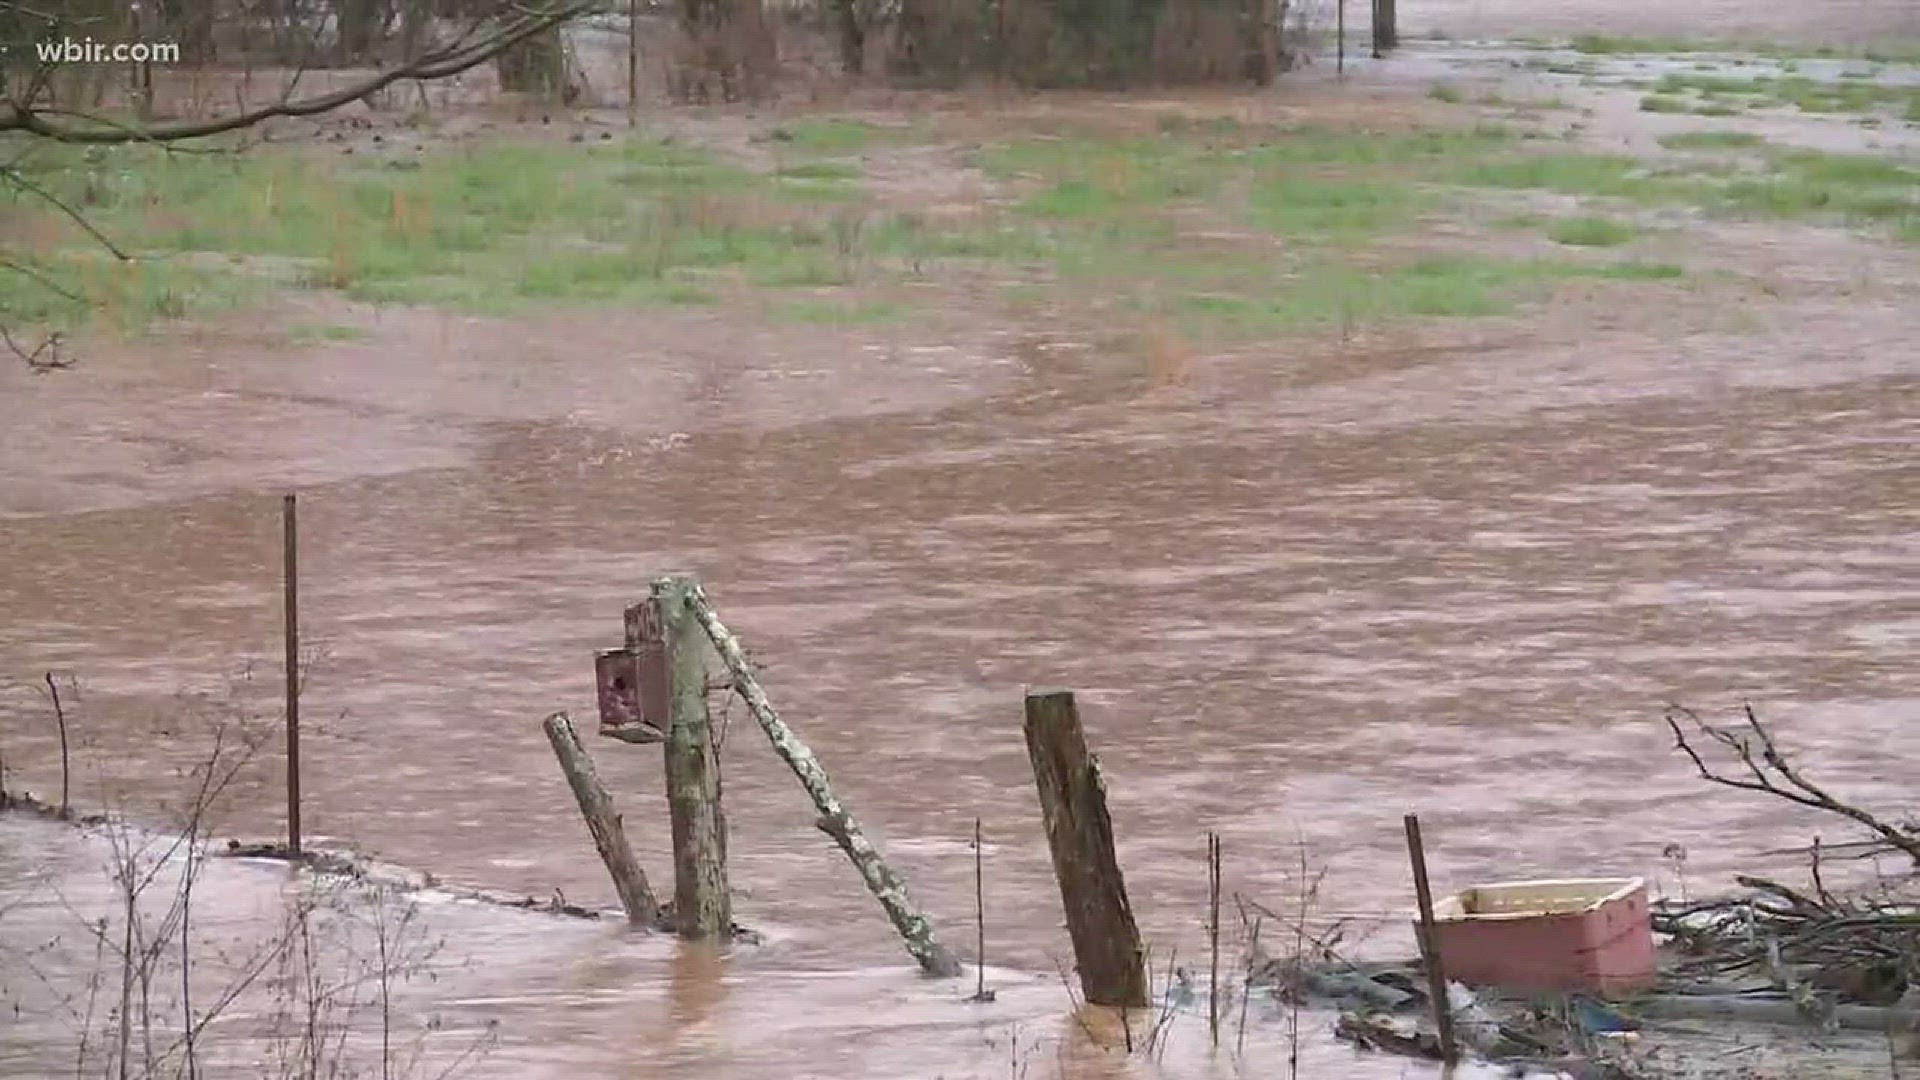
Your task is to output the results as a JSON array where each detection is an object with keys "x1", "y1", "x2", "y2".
[{"x1": 1657, "y1": 705, "x2": 1920, "y2": 1014}]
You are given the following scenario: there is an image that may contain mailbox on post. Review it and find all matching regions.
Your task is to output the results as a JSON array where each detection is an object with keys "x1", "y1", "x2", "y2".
[{"x1": 596, "y1": 599, "x2": 671, "y2": 744}]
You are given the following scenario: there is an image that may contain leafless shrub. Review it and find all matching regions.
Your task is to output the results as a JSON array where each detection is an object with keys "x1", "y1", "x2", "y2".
[{"x1": 2, "y1": 661, "x2": 493, "y2": 1079}]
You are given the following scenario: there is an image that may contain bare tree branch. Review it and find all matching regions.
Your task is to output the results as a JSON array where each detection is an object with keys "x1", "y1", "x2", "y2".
[
  {"x1": 1, "y1": 2, "x2": 599, "y2": 145},
  {"x1": 1665, "y1": 703, "x2": 1920, "y2": 865},
  {"x1": 2, "y1": 167, "x2": 132, "y2": 259},
  {"x1": 0, "y1": 257, "x2": 81, "y2": 303}
]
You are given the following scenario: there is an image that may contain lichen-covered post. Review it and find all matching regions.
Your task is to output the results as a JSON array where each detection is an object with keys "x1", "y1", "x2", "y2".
[
  {"x1": 683, "y1": 581, "x2": 962, "y2": 977},
  {"x1": 1023, "y1": 689, "x2": 1148, "y2": 1008},
  {"x1": 653, "y1": 575, "x2": 732, "y2": 940},
  {"x1": 541, "y1": 713, "x2": 660, "y2": 926}
]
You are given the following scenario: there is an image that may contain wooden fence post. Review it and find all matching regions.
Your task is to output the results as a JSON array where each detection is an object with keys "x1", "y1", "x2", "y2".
[
  {"x1": 542, "y1": 712, "x2": 660, "y2": 926},
  {"x1": 1022, "y1": 689, "x2": 1147, "y2": 1008},
  {"x1": 1405, "y1": 813, "x2": 1459, "y2": 1062},
  {"x1": 654, "y1": 575, "x2": 732, "y2": 940}
]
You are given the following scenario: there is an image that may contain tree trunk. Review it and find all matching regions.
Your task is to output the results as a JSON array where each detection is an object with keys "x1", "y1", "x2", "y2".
[
  {"x1": 338, "y1": 0, "x2": 386, "y2": 62},
  {"x1": 496, "y1": 23, "x2": 571, "y2": 96},
  {"x1": 831, "y1": 0, "x2": 865, "y2": 75},
  {"x1": 669, "y1": 0, "x2": 775, "y2": 103}
]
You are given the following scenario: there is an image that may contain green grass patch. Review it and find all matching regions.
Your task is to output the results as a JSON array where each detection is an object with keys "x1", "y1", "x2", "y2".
[
  {"x1": 1570, "y1": 34, "x2": 1704, "y2": 55},
  {"x1": 4, "y1": 137, "x2": 896, "y2": 330},
  {"x1": 1454, "y1": 153, "x2": 1679, "y2": 201},
  {"x1": 1569, "y1": 35, "x2": 1920, "y2": 63},
  {"x1": 775, "y1": 161, "x2": 862, "y2": 181},
  {"x1": 0, "y1": 247, "x2": 254, "y2": 332},
  {"x1": 775, "y1": 119, "x2": 879, "y2": 153},
  {"x1": 774, "y1": 298, "x2": 904, "y2": 325},
  {"x1": 984, "y1": 136, "x2": 1228, "y2": 226},
  {"x1": 1429, "y1": 83, "x2": 1466, "y2": 103},
  {"x1": 1528, "y1": 59, "x2": 1599, "y2": 76},
  {"x1": 287, "y1": 322, "x2": 368, "y2": 344},
  {"x1": 1640, "y1": 95, "x2": 1690, "y2": 113},
  {"x1": 1244, "y1": 124, "x2": 1514, "y2": 166},
  {"x1": 1655, "y1": 73, "x2": 1774, "y2": 96},
  {"x1": 1249, "y1": 177, "x2": 1425, "y2": 240},
  {"x1": 1547, "y1": 215, "x2": 1637, "y2": 246},
  {"x1": 1713, "y1": 151, "x2": 1920, "y2": 230},
  {"x1": 1658, "y1": 130, "x2": 1767, "y2": 150},
  {"x1": 1172, "y1": 255, "x2": 1683, "y2": 332},
  {"x1": 1455, "y1": 143, "x2": 1919, "y2": 239},
  {"x1": 1646, "y1": 71, "x2": 1920, "y2": 118}
]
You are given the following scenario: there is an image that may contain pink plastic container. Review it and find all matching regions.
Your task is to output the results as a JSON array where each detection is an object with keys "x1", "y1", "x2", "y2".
[{"x1": 1421, "y1": 877, "x2": 1656, "y2": 996}]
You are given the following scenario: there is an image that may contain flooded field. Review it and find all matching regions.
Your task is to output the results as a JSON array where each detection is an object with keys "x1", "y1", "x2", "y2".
[{"x1": 3, "y1": 1, "x2": 1918, "y2": 1077}]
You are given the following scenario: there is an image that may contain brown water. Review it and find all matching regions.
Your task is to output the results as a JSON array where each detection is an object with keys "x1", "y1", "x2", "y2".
[
  {"x1": 5, "y1": 276, "x2": 1916, "y2": 1075},
  {"x1": 5, "y1": 33, "x2": 1920, "y2": 1080}
]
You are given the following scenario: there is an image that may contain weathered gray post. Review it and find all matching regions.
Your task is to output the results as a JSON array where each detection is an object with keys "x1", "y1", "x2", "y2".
[
  {"x1": 683, "y1": 581, "x2": 961, "y2": 977},
  {"x1": 653, "y1": 575, "x2": 732, "y2": 940},
  {"x1": 542, "y1": 713, "x2": 660, "y2": 926},
  {"x1": 1022, "y1": 689, "x2": 1148, "y2": 1008}
]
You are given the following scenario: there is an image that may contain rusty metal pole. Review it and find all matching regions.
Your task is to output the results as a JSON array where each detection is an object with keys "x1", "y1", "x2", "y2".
[
  {"x1": 1404, "y1": 814, "x2": 1457, "y2": 1062},
  {"x1": 283, "y1": 493, "x2": 301, "y2": 858}
]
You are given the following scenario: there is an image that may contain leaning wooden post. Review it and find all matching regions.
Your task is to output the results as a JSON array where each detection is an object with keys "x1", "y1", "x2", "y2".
[
  {"x1": 1405, "y1": 813, "x2": 1459, "y2": 1063},
  {"x1": 681, "y1": 581, "x2": 962, "y2": 977},
  {"x1": 1022, "y1": 689, "x2": 1148, "y2": 1008},
  {"x1": 542, "y1": 713, "x2": 660, "y2": 926},
  {"x1": 653, "y1": 575, "x2": 732, "y2": 940}
]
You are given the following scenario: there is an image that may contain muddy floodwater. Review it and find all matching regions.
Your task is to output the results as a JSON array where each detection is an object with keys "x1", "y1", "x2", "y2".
[{"x1": 4, "y1": 5, "x2": 1919, "y2": 1078}]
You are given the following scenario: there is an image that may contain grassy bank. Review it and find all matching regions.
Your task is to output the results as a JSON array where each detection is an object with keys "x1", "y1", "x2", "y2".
[{"x1": 4, "y1": 105, "x2": 1912, "y2": 343}]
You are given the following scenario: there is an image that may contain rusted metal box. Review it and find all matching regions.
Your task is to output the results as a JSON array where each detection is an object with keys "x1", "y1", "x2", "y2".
[
  {"x1": 1422, "y1": 877, "x2": 1656, "y2": 996},
  {"x1": 595, "y1": 600, "x2": 670, "y2": 744}
]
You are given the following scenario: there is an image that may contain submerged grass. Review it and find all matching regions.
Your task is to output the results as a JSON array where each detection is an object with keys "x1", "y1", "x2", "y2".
[
  {"x1": 774, "y1": 298, "x2": 904, "y2": 325},
  {"x1": 1548, "y1": 216, "x2": 1637, "y2": 246},
  {"x1": 1644, "y1": 71, "x2": 1920, "y2": 118},
  {"x1": 1171, "y1": 255, "x2": 1683, "y2": 332},
  {"x1": 1658, "y1": 130, "x2": 1767, "y2": 150},
  {"x1": 1453, "y1": 141, "x2": 1919, "y2": 241},
  {"x1": 1569, "y1": 35, "x2": 1920, "y2": 64}
]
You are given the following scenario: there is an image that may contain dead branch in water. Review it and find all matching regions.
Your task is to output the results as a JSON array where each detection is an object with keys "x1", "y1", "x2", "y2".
[
  {"x1": 1656, "y1": 704, "x2": 1920, "y2": 1017},
  {"x1": 44, "y1": 672, "x2": 71, "y2": 817},
  {"x1": 1665, "y1": 703, "x2": 1920, "y2": 866},
  {"x1": 2, "y1": 323, "x2": 73, "y2": 373}
]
